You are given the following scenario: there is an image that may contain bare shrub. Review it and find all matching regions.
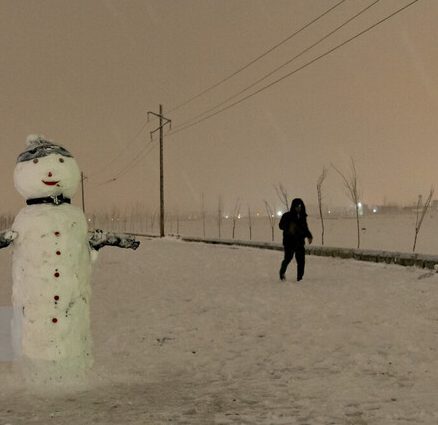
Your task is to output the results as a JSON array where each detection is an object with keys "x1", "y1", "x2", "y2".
[
  {"x1": 332, "y1": 158, "x2": 361, "y2": 249},
  {"x1": 413, "y1": 187, "x2": 434, "y2": 252},
  {"x1": 264, "y1": 200, "x2": 276, "y2": 242},
  {"x1": 316, "y1": 167, "x2": 328, "y2": 245}
]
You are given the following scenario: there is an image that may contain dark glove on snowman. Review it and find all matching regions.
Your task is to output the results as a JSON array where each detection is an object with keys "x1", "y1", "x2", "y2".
[{"x1": 88, "y1": 229, "x2": 140, "y2": 251}]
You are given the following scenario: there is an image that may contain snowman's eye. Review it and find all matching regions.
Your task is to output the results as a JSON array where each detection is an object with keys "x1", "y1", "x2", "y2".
[
  {"x1": 59, "y1": 158, "x2": 64, "y2": 163},
  {"x1": 33, "y1": 158, "x2": 39, "y2": 164}
]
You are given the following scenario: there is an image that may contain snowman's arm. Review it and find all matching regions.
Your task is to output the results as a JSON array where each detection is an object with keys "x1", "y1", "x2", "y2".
[
  {"x1": 0, "y1": 230, "x2": 17, "y2": 249},
  {"x1": 88, "y1": 230, "x2": 140, "y2": 251}
]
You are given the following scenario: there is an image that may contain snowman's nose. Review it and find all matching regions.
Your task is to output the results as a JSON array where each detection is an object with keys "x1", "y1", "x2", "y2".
[{"x1": 48, "y1": 172, "x2": 53, "y2": 177}]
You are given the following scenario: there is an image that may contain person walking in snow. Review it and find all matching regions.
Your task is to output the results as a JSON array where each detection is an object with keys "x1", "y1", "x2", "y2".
[{"x1": 279, "y1": 198, "x2": 313, "y2": 282}]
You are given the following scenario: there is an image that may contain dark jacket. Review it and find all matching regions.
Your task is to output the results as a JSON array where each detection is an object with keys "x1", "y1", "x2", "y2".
[{"x1": 279, "y1": 198, "x2": 312, "y2": 246}]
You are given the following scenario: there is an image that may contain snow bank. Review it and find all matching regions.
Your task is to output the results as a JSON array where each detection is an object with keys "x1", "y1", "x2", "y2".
[{"x1": 182, "y1": 236, "x2": 438, "y2": 269}]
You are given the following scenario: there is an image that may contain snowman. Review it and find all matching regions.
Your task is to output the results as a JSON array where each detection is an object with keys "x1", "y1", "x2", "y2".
[{"x1": 0, "y1": 135, "x2": 139, "y2": 384}]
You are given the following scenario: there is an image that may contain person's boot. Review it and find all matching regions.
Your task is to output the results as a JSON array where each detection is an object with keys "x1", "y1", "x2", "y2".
[{"x1": 279, "y1": 270, "x2": 286, "y2": 281}]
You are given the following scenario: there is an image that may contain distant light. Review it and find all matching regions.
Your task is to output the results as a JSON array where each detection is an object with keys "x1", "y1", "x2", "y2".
[
  {"x1": 237, "y1": 214, "x2": 241, "y2": 219},
  {"x1": 373, "y1": 208, "x2": 377, "y2": 213},
  {"x1": 328, "y1": 210, "x2": 331, "y2": 214},
  {"x1": 225, "y1": 215, "x2": 229, "y2": 219},
  {"x1": 276, "y1": 211, "x2": 282, "y2": 217},
  {"x1": 358, "y1": 202, "x2": 362, "y2": 208}
]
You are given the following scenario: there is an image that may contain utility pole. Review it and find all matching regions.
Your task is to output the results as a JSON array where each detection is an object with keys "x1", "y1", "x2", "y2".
[{"x1": 147, "y1": 105, "x2": 171, "y2": 237}]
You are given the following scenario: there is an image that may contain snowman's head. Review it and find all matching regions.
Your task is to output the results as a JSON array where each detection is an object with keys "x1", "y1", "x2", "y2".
[{"x1": 14, "y1": 135, "x2": 81, "y2": 200}]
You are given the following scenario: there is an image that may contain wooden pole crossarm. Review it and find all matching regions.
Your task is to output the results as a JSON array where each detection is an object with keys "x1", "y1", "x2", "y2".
[{"x1": 148, "y1": 113, "x2": 172, "y2": 141}]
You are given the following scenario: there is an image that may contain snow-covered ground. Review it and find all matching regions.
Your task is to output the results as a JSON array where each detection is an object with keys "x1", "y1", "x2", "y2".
[{"x1": 1, "y1": 237, "x2": 438, "y2": 424}]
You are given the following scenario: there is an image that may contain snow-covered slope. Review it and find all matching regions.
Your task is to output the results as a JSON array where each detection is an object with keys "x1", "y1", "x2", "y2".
[{"x1": 1, "y1": 238, "x2": 437, "y2": 424}]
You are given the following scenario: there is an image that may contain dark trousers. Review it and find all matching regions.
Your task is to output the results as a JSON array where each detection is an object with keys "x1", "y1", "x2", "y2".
[{"x1": 280, "y1": 243, "x2": 305, "y2": 280}]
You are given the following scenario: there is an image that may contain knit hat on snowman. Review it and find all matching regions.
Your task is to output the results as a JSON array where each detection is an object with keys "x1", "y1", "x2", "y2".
[{"x1": 17, "y1": 135, "x2": 73, "y2": 163}]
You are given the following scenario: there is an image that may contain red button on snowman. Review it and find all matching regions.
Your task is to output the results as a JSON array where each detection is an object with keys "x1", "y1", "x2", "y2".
[{"x1": 0, "y1": 135, "x2": 139, "y2": 384}]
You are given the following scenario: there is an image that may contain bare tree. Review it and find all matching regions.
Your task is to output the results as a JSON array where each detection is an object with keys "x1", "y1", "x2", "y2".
[
  {"x1": 173, "y1": 210, "x2": 180, "y2": 236},
  {"x1": 201, "y1": 192, "x2": 206, "y2": 239},
  {"x1": 264, "y1": 200, "x2": 276, "y2": 242},
  {"x1": 413, "y1": 187, "x2": 434, "y2": 252},
  {"x1": 217, "y1": 196, "x2": 223, "y2": 239},
  {"x1": 316, "y1": 167, "x2": 328, "y2": 245},
  {"x1": 231, "y1": 199, "x2": 241, "y2": 239},
  {"x1": 274, "y1": 183, "x2": 289, "y2": 211},
  {"x1": 332, "y1": 158, "x2": 361, "y2": 249},
  {"x1": 247, "y1": 205, "x2": 253, "y2": 241},
  {"x1": 149, "y1": 211, "x2": 157, "y2": 234},
  {"x1": 164, "y1": 212, "x2": 171, "y2": 234}
]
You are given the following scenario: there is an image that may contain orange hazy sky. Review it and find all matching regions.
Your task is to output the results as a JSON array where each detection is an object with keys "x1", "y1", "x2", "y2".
[{"x1": 1, "y1": 0, "x2": 437, "y2": 215}]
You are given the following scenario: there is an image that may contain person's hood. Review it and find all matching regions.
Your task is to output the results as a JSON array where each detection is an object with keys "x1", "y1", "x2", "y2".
[{"x1": 290, "y1": 198, "x2": 307, "y2": 216}]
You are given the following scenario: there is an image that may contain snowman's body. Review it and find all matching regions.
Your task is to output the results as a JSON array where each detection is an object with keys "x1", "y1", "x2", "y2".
[{"x1": 11, "y1": 203, "x2": 92, "y2": 370}]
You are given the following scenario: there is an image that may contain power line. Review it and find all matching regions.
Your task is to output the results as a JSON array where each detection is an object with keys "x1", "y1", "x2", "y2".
[
  {"x1": 92, "y1": 0, "x2": 370, "y2": 185},
  {"x1": 95, "y1": 139, "x2": 157, "y2": 185},
  {"x1": 91, "y1": 0, "x2": 420, "y2": 186},
  {"x1": 167, "y1": 0, "x2": 347, "y2": 113},
  {"x1": 92, "y1": 110, "x2": 171, "y2": 186},
  {"x1": 96, "y1": 107, "x2": 173, "y2": 186},
  {"x1": 171, "y1": 0, "x2": 381, "y2": 134},
  {"x1": 87, "y1": 118, "x2": 150, "y2": 180},
  {"x1": 168, "y1": 0, "x2": 420, "y2": 138}
]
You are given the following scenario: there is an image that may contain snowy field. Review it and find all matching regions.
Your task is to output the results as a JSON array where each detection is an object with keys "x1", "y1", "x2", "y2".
[
  {"x1": 1, "y1": 237, "x2": 438, "y2": 424},
  {"x1": 107, "y1": 212, "x2": 438, "y2": 255}
]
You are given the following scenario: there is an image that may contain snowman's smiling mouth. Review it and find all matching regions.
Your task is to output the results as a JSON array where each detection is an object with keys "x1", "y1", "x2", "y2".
[{"x1": 42, "y1": 180, "x2": 60, "y2": 186}]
